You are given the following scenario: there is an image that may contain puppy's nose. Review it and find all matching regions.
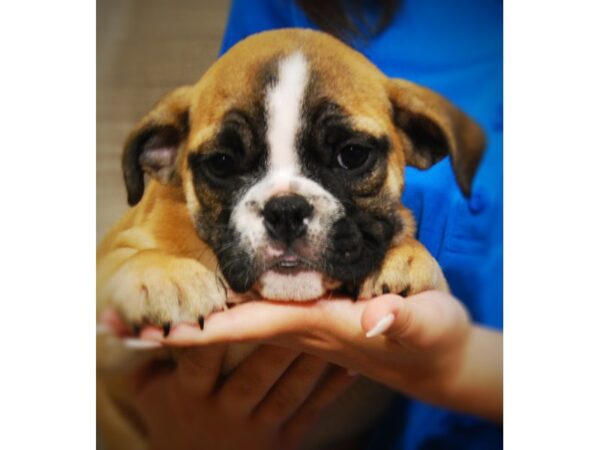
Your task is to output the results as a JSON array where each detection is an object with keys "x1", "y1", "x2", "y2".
[{"x1": 262, "y1": 194, "x2": 313, "y2": 244}]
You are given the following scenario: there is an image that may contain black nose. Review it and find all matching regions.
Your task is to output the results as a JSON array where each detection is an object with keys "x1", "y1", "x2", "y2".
[{"x1": 262, "y1": 194, "x2": 313, "y2": 244}]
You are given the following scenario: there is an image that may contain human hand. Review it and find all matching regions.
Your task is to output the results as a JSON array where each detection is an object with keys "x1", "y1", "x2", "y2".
[
  {"x1": 97, "y1": 310, "x2": 357, "y2": 449},
  {"x1": 152, "y1": 291, "x2": 502, "y2": 422},
  {"x1": 122, "y1": 344, "x2": 356, "y2": 450}
]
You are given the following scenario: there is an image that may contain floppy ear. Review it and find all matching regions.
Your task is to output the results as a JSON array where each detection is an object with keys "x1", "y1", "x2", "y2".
[
  {"x1": 122, "y1": 86, "x2": 192, "y2": 206},
  {"x1": 388, "y1": 79, "x2": 486, "y2": 197}
]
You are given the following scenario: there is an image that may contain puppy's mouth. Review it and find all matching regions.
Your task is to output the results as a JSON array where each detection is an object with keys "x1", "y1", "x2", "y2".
[
  {"x1": 268, "y1": 254, "x2": 316, "y2": 275},
  {"x1": 253, "y1": 252, "x2": 341, "y2": 301}
]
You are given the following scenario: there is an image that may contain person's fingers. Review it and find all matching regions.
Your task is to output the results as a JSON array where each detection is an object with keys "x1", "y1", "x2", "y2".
[
  {"x1": 174, "y1": 344, "x2": 227, "y2": 398},
  {"x1": 280, "y1": 367, "x2": 357, "y2": 445},
  {"x1": 132, "y1": 358, "x2": 177, "y2": 417},
  {"x1": 251, "y1": 354, "x2": 328, "y2": 428},
  {"x1": 163, "y1": 297, "x2": 364, "y2": 346},
  {"x1": 361, "y1": 291, "x2": 468, "y2": 349},
  {"x1": 98, "y1": 308, "x2": 132, "y2": 337},
  {"x1": 216, "y1": 345, "x2": 299, "y2": 418},
  {"x1": 160, "y1": 301, "x2": 318, "y2": 345},
  {"x1": 133, "y1": 358, "x2": 176, "y2": 392},
  {"x1": 139, "y1": 325, "x2": 164, "y2": 341}
]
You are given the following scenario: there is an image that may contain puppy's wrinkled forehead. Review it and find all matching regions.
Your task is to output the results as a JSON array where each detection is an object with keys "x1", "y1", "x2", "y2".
[
  {"x1": 187, "y1": 32, "x2": 392, "y2": 156},
  {"x1": 218, "y1": 49, "x2": 386, "y2": 183}
]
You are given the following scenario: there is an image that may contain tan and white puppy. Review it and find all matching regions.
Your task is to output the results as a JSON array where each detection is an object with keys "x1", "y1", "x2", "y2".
[{"x1": 97, "y1": 28, "x2": 484, "y2": 449}]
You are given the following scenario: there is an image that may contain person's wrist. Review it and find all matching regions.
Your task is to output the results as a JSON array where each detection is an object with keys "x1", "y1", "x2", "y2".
[
  {"x1": 434, "y1": 325, "x2": 503, "y2": 422},
  {"x1": 442, "y1": 323, "x2": 474, "y2": 392}
]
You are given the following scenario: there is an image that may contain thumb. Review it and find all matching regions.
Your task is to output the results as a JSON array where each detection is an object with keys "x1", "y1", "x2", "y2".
[{"x1": 360, "y1": 291, "x2": 455, "y2": 347}]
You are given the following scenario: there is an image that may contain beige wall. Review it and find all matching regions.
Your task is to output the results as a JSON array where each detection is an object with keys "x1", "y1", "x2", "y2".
[{"x1": 97, "y1": 0, "x2": 230, "y2": 241}]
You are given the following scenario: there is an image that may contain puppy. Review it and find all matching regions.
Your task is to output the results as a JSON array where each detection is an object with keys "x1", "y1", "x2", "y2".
[{"x1": 97, "y1": 29, "x2": 484, "y2": 449}]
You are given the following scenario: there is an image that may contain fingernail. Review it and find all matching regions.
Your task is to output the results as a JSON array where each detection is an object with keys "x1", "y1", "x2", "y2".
[
  {"x1": 365, "y1": 313, "x2": 395, "y2": 338},
  {"x1": 96, "y1": 323, "x2": 111, "y2": 335},
  {"x1": 123, "y1": 338, "x2": 163, "y2": 350}
]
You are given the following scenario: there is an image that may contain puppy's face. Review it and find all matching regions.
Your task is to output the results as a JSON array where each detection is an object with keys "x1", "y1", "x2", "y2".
[{"x1": 122, "y1": 30, "x2": 484, "y2": 301}]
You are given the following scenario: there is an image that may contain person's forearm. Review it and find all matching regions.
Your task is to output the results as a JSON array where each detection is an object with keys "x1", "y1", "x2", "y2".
[{"x1": 442, "y1": 325, "x2": 503, "y2": 422}]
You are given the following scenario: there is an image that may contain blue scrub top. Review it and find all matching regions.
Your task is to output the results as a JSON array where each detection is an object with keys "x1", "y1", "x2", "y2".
[{"x1": 220, "y1": 1, "x2": 503, "y2": 448}]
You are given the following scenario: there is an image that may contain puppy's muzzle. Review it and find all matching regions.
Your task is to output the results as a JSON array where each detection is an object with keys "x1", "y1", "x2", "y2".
[{"x1": 262, "y1": 194, "x2": 314, "y2": 245}]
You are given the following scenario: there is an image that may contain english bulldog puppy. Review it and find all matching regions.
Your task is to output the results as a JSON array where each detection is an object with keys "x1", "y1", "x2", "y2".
[{"x1": 97, "y1": 28, "x2": 484, "y2": 449}]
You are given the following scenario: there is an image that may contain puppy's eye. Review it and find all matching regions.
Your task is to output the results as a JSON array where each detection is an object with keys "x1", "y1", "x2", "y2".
[
  {"x1": 206, "y1": 153, "x2": 235, "y2": 178},
  {"x1": 336, "y1": 144, "x2": 370, "y2": 170}
]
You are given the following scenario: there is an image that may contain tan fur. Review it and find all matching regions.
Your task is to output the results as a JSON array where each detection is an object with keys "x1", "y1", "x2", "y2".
[{"x1": 97, "y1": 29, "x2": 484, "y2": 449}]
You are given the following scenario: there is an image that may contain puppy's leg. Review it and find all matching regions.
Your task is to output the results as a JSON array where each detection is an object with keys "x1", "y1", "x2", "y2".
[{"x1": 359, "y1": 237, "x2": 449, "y2": 299}]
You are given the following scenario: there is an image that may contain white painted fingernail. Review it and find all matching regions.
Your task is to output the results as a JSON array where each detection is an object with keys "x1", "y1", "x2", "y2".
[
  {"x1": 365, "y1": 313, "x2": 395, "y2": 338},
  {"x1": 96, "y1": 323, "x2": 111, "y2": 335},
  {"x1": 123, "y1": 338, "x2": 163, "y2": 350}
]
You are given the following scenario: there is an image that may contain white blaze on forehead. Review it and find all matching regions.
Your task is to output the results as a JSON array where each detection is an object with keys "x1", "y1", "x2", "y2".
[{"x1": 266, "y1": 51, "x2": 309, "y2": 172}]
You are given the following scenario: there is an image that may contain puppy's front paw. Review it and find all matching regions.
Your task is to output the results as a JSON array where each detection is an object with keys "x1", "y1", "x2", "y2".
[
  {"x1": 101, "y1": 251, "x2": 226, "y2": 333},
  {"x1": 359, "y1": 240, "x2": 448, "y2": 299}
]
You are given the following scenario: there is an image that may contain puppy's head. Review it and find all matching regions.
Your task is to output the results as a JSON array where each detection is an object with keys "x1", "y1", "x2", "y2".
[{"x1": 122, "y1": 29, "x2": 485, "y2": 300}]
